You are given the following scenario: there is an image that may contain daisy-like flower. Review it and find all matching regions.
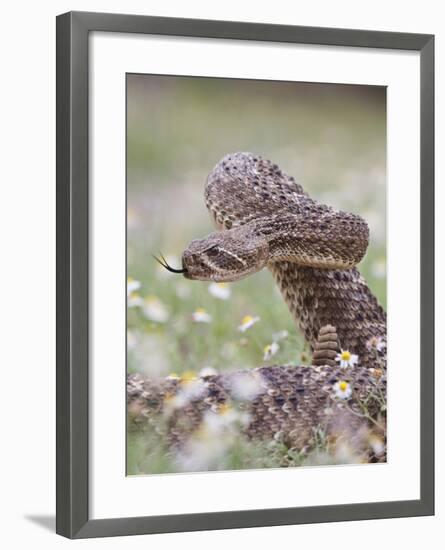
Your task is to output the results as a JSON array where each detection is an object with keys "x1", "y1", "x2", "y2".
[
  {"x1": 180, "y1": 370, "x2": 198, "y2": 383},
  {"x1": 199, "y1": 366, "x2": 218, "y2": 378},
  {"x1": 369, "y1": 434, "x2": 385, "y2": 457},
  {"x1": 263, "y1": 341, "x2": 279, "y2": 361},
  {"x1": 230, "y1": 371, "x2": 264, "y2": 401},
  {"x1": 208, "y1": 282, "x2": 231, "y2": 300},
  {"x1": 179, "y1": 371, "x2": 205, "y2": 400},
  {"x1": 206, "y1": 403, "x2": 248, "y2": 432},
  {"x1": 163, "y1": 391, "x2": 188, "y2": 412},
  {"x1": 175, "y1": 403, "x2": 250, "y2": 472},
  {"x1": 191, "y1": 307, "x2": 212, "y2": 323},
  {"x1": 127, "y1": 277, "x2": 143, "y2": 307},
  {"x1": 127, "y1": 293, "x2": 143, "y2": 308},
  {"x1": 333, "y1": 380, "x2": 352, "y2": 400},
  {"x1": 335, "y1": 349, "x2": 359, "y2": 368},
  {"x1": 196, "y1": 413, "x2": 223, "y2": 438},
  {"x1": 142, "y1": 295, "x2": 169, "y2": 323},
  {"x1": 238, "y1": 315, "x2": 260, "y2": 332},
  {"x1": 366, "y1": 336, "x2": 386, "y2": 352},
  {"x1": 211, "y1": 403, "x2": 237, "y2": 424},
  {"x1": 164, "y1": 371, "x2": 205, "y2": 414},
  {"x1": 272, "y1": 330, "x2": 289, "y2": 342},
  {"x1": 174, "y1": 424, "x2": 228, "y2": 471},
  {"x1": 127, "y1": 277, "x2": 141, "y2": 297}
]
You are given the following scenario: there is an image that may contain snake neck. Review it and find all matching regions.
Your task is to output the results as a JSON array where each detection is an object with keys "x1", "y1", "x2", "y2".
[{"x1": 268, "y1": 262, "x2": 386, "y2": 365}]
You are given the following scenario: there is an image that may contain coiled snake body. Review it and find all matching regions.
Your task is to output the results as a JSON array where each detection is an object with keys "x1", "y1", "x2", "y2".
[{"x1": 128, "y1": 153, "x2": 387, "y2": 463}]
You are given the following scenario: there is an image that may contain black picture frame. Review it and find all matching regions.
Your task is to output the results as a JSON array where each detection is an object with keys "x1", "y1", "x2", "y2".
[{"x1": 56, "y1": 11, "x2": 435, "y2": 539}]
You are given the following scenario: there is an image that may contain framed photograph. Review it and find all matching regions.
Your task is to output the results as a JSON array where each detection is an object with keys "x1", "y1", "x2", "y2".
[{"x1": 56, "y1": 11, "x2": 434, "y2": 538}]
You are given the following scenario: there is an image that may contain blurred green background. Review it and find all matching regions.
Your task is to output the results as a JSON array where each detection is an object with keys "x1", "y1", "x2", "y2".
[{"x1": 126, "y1": 74, "x2": 386, "y2": 474}]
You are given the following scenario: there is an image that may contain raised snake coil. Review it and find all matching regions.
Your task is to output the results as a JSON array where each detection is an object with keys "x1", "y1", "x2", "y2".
[{"x1": 128, "y1": 152, "x2": 387, "y2": 462}]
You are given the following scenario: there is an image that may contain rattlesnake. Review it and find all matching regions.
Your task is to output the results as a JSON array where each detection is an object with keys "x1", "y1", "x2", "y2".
[{"x1": 128, "y1": 152, "x2": 387, "y2": 464}]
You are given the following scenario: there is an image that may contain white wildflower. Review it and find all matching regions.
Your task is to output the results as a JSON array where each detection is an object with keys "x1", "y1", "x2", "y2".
[
  {"x1": 230, "y1": 371, "x2": 264, "y2": 401},
  {"x1": 163, "y1": 392, "x2": 188, "y2": 412},
  {"x1": 208, "y1": 282, "x2": 231, "y2": 300},
  {"x1": 263, "y1": 341, "x2": 279, "y2": 361},
  {"x1": 127, "y1": 277, "x2": 143, "y2": 307},
  {"x1": 369, "y1": 435, "x2": 386, "y2": 457},
  {"x1": 179, "y1": 371, "x2": 206, "y2": 400},
  {"x1": 163, "y1": 372, "x2": 205, "y2": 413},
  {"x1": 174, "y1": 404, "x2": 250, "y2": 472},
  {"x1": 335, "y1": 349, "x2": 359, "y2": 368},
  {"x1": 207, "y1": 404, "x2": 250, "y2": 433},
  {"x1": 142, "y1": 296, "x2": 169, "y2": 323},
  {"x1": 191, "y1": 308, "x2": 212, "y2": 323},
  {"x1": 238, "y1": 315, "x2": 260, "y2": 332},
  {"x1": 272, "y1": 330, "x2": 289, "y2": 342},
  {"x1": 334, "y1": 441, "x2": 359, "y2": 464},
  {"x1": 199, "y1": 366, "x2": 218, "y2": 378},
  {"x1": 376, "y1": 340, "x2": 386, "y2": 352},
  {"x1": 367, "y1": 336, "x2": 386, "y2": 352},
  {"x1": 127, "y1": 293, "x2": 143, "y2": 308},
  {"x1": 333, "y1": 380, "x2": 352, "y2": 400},
  {"x1": 174, "y1": 433, "x2": 227, "y2": 472},
  {"x1": 127, "y1": 277, "x2": 141, "y2": 297}
]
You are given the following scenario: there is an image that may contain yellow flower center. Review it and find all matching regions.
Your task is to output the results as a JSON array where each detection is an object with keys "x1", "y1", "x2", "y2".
[
  {"x1": 339, "y1": 381, "x2": 348, "y2": 392},
  {"x1": 218, "y1": 403, "x2": 231, "y2": 415},
  {"x1": 341, "y1": 351, "x2": 351, "y2": 361},
  {"x1": 264, "y1": 345, "x2": 271, "y2": 353},
  {"x1": 195, "y1": 307, "x2": 206, "y2": 314},
  {"x1": 180, "y1": 370, "x2": 197, "y2": 383},
  {"x1": 216, "y1": 283, "x2": 227, "y2": 288},
  {"x1": 241, "y1": 315, "x2": 253, "y2": 325}
]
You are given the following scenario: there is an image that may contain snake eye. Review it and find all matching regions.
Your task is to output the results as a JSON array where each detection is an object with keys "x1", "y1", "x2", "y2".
[{"x1": 203, "y1": 245, "x2": 221, "y2": 259}]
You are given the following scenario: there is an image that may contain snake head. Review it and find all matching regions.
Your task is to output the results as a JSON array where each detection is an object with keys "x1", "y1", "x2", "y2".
[{"x1": 182, "y1": 225, "x2": 269, "y2": 282}]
